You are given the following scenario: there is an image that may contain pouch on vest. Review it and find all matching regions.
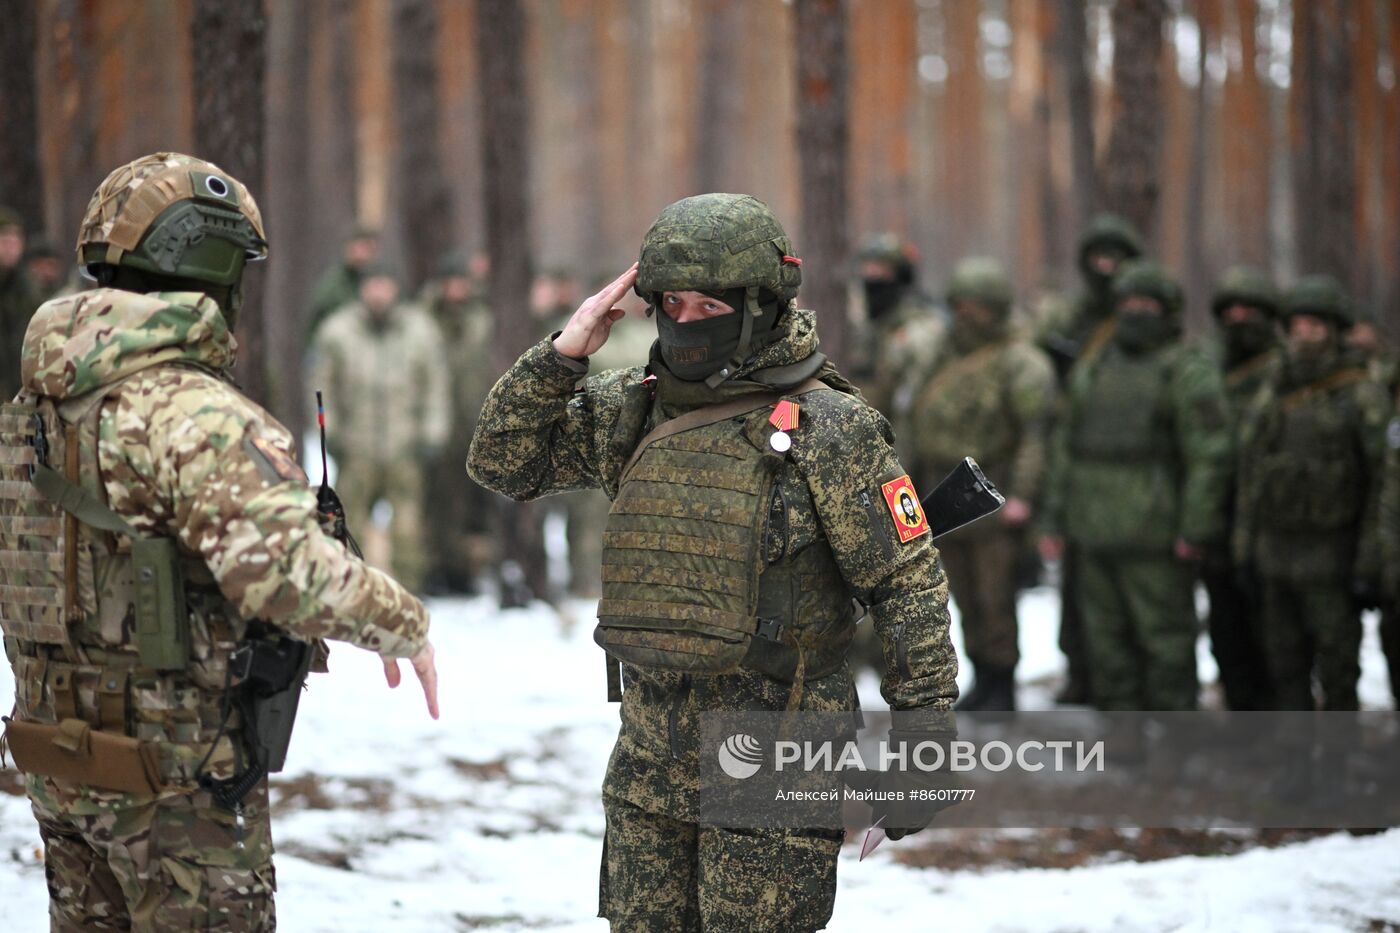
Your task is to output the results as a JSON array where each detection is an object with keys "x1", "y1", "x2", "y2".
[
  {"x1": 2, "y1": 715, "x2": 162, "y2": 795},
  {"x1": 132, "y1": 537, "x2": 190, "y2": 670}
]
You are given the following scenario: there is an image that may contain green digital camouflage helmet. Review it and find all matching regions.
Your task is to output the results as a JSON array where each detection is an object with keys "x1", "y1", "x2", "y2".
[
  {"x1": 1078, "y1": 213, "x2": 1144, "y2": 280},
  {"x1": 945, "y1": 256, "x2": 1014, "y2": 318},
  {"x1": 1211, "y1": 265, "x2": 1280, "y2": 319},
  {"x1": 1282, "y1": 274, "x2": 1353, "y2": 329},
  {"x1": 635, "y1": 193, "x2": 803, "y2": 385},
  {"x1": 77, "y1": 152, "x2": 267, "y2": 290},
  {"x1": 855, "y1": 233, "x2": 917, "y2": 285},
  {"x1": 1112, "y1": 259, "x2": 1183, "y2": 316}
]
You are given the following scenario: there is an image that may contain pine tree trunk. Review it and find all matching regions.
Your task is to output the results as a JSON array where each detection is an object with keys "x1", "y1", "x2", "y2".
[
  {"x1": 1098, "y1": 0, "x2": 1166, "y2": 244},
  {"x1": 1058, "y1": 0, "x2": 1096, "y2": 239},
  {"x1": 0, "y1": 2, "x2": 43, "y2": 236},
  {"x1": 793, "y1": 0, "x2": 850, "y2": 368},
  {"x1": 393, "y1": 0, "x2": 453, "y2": 294},
  {"x1": 478, "y1": 0, "x2": 550, "y2": 607},
  {"x1": 192, "y1": 0, "x2": 269, "y2": 404}
]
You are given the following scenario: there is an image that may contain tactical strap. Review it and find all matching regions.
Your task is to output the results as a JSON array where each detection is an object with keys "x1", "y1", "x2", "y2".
[
  {"x1": 1080, "y1": 317, "x2": 1119, "y2": 366},
  {"x1": 912, "y1": 339, "x2": 1011, "y2": 416},
  {"x1": 620, "y1": 378, "x2": 826, "y2": 480},
  {"x1": 1278, "y1": 367, "x2": 1369, "y2": 413},
  {"x1": 29, "y1": 463, "x2": 139, "y2": 537},
  {"x1": 1224, "y1": 351, "x2": 1275, "y2": 390}
]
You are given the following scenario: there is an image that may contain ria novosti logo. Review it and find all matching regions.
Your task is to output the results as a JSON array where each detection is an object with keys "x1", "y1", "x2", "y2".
[{"x1": 718, "y1": 733, "x2": 764, "y2": 779}]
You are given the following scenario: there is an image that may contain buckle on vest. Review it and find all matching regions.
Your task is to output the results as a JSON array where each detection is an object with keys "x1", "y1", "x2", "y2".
[{"x1": 755, "y1": 618, "x2": 785, "y2": 642}]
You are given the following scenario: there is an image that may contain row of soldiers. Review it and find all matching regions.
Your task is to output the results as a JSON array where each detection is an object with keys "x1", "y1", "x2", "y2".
[{"x1": 855, "y1": 215, "x2": 1400, "y2": 714}]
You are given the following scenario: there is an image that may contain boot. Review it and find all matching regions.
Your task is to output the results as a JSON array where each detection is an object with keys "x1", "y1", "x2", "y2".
[
  {"x1": 955, "y1": 665, "x2": 991, "y2": 711},
  {"x1": 955, "y1": 666, "x2": 1017, "y2": 712}
]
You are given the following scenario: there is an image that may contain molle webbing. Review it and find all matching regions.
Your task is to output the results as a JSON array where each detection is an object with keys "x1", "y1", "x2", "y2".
[{"x1": 0, "y1": 403, "x2": 72, "y2": 646}]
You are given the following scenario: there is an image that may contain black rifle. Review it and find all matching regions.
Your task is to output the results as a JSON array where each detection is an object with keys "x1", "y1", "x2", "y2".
[{"x1": 924, "y1": 457, "x2": 1005, "y2": 539}]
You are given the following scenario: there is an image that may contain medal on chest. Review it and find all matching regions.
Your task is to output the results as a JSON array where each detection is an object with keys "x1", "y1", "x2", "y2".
[{"x1": 768, "y1": 399, "x2": 799, "y2": 452}]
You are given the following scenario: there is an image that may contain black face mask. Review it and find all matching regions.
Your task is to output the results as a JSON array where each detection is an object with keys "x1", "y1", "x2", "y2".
[
  {"x1": 864, "y1": 279, "x2": 903, "y2": 321},
  {"x1": 655, "y1": 311, "x2": 746, "y2": 381},
  {"x1": 1114, "y1": 310, "x2": 1177, "y2": 354},
  {"x1": 1224, "y1": 319, "x2": 1275, "y2": 364}
]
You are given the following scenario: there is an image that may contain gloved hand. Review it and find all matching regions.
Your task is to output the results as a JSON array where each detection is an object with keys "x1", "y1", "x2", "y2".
[{"x1": 869, "y1": 729, "x2": 964, "y2": 840}]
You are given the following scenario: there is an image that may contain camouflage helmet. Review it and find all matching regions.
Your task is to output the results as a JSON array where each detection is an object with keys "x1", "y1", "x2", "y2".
[
  {"x1": 635, "y1": 193, "x2": 801, "y2": 304},
  {"x1": 855, "y1": 233, "x2": 917, "y2": 285},
  {"x1": 76, "y1": 152, "x2": 267, "y2": 287},
  {"x1": 1210, "y1": 266, "x2": 1279, "y2": 319},
  {"x1": 1078, "y1": 213, "x2": 1143, "y2": 273},
  {"x1": 1112, "y1": 259, "x2": 1183, "y2": 316},
  {"x1": 945, "y1": 256, "x2": 1013, "y2": 318},
  {"x1": 1282, "y1": 274, "x2": 1352, "y2": 329}
]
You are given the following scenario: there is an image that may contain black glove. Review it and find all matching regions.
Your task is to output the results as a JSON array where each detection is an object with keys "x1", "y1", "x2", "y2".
[{"x1": 869, "y1": 729, "x2": 964, "y2": 840}]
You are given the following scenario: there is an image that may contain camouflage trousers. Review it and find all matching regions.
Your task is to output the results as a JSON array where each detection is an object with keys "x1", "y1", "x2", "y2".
[
  {"x1": 1076, "y1": 551, "x2": 1199, "y2": 711},
  {"x1": 939, "y1": 528, "x2": 1021, "y2": 670},
  {"x1": 337, "y1": 458, "x2": 426, "y2": 593},
  {"x1": 28, "y1": 776, "x2": 275, "y2": 931},
  {"x1": 1383, "y1": 604, "x2": 1400, "y2": 708},
  {"x1": 599, "y1": 792, "x2": 842, "y2": 932},
  {"x1": 1259, "y1": 578, "x2": 1361, "y2": 711},
  {"x1": 1200, "y1": 559, "x2": 1274, "y2": 710},
  {"x1": 1058, "y1": 545, "x2": 1092, "y2": 698}
]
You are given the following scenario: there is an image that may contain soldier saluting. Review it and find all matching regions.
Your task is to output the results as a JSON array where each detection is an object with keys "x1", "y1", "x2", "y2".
[
  {"x1": 0, "y1": 152, "x2": 438, "y2": 929},
  {"x1": 469, "y1": 194, "x2": 957, "y2": 931}
]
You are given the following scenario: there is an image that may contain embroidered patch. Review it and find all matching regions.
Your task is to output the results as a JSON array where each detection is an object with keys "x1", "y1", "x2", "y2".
[
  {"x1": 244, "y1": 435, "x2": 308, "y2": 484},
  {"x1": 881, "y1": 474, "x2": 930, "y2": 543}
]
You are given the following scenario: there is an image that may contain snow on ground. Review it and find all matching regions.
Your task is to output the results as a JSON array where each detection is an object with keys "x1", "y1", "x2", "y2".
[{"x1": 2, "y1": 590, "x2": 1398, "y2": 931}]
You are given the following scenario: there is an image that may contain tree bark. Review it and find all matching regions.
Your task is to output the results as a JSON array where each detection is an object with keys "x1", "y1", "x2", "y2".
[
  {"x1": 1058, "y1": 0, "x2": 1096, "y2": 239},
  {"x1": 1098, "y1": 0, "x2": 1167, "y2": 245},
  {"x1": 478, "y1": 0, "x2": 550, "y2": 607},
  {"x1": 192, "y1": 0, "x2": 269, "y2": 405},
  {"x1": 793, "y1": 0, "x2": 850, "y2": 369},
  {"x1": 0, "y1": 1, "x2": 43, "y2": 236},
  {"x1": 392, "y1": 0, "x2": 453, "y2": 294},
  {"x1": 1291, "y1": 0, "x2": 1356, "y2": 286},
  {"x1": 1221, "y1": 0, "x2": 1271, "y2": 268}
]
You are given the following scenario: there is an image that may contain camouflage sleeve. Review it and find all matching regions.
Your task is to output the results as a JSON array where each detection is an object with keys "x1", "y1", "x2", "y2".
[
  {"x1": 1004, "y1": 344, "x2": 1057, "y2": 503},
  {"x1": 466, "y1": 336, "x2": 638, "y2": 500},
  {"x1": 1037, "y1": 386, "x2": 1076, "y2": 537},
  {"x1": 1230, "y1": 388, "x2": 1268, "y2": 569},
  {"x1": 100, "y1": 369, "x2": 429, "y2": 657},
  {"x1": 417, "y1": 315, "x2": 452, "y2": 451},
  {"x1": 1171, "y1": 351, "x2": 1233, "y2": 546},
  {"x1": 1352, "y1": 379, "x2": 1392, "y2": 584},
  {"x1": 792, "y1": 392, "x2": 957, "y2": 712}
]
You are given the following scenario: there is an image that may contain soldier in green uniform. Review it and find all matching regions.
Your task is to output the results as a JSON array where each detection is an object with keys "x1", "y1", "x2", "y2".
[
  {"x1": 847, "y1": 233, "x2": 945, "y2": 437},
  {"x1": 1042, "y1": 260, "x2": 1231, "y2": 711},
  {"x1": 469, "y1": 194, "x2": 957, "y2": 931},
  {"x1": 1036, "y1": 214, "x2": 1144, "y2": 705},
  {"x1": 304, "y1": 225, "x2": 381, "y2": 340},
  {"x1": 1235, "y1": 275, "x2": 1388, "y2": 711},
  {"x1": 0, "y1": 153, "x2": 438, "y2": 930},
  {"x1": 310, "y1": 263, "x2": 451, "y2": 593},
  {"x1": 1379, "y1": 386, "x2": 1400, "y2": 708},
  {"x1": 0, "y1": 205, "x2": 38, "y2": 401},
  {"x1": 421, "y1": 254, "x2": 496, "y2": 594},
  {"x1": 24, "y1": 236, "x2": 78, "y2": 305},
  {"x1": 1201, "y1": 266, "x2": 1280, "y2": 710},
  {"x1": 905, "y1": 257, "x2": 1055, "y2": 711}
]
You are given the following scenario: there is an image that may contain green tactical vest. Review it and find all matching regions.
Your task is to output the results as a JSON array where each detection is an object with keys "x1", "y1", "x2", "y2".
[
  {"x1": 0, "y1": 377, "x2": 250, "y2": 786},
  {"x1": 594, "y1": 389, "x2": 854, "y2": 683},
  {"x1": 910, "y1": 339, "x2": 1020, "y2": 474},
  {"x1": 1068, "y1": 345, "x2": 1178, "y2": 464}
]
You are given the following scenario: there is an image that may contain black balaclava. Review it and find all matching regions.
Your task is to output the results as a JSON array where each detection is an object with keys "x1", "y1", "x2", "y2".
[{"x1": 654, "y1": 287, "x2": 783, "y2": 382}]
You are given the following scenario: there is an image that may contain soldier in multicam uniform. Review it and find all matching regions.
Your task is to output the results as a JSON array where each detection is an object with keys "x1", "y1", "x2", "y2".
[
  {"x1": 905, "y1": 258, "x2": 1055, "y2": 712},
  {"x1": 1235, "y1": 275, "x2": 1389, "y2": 711},
  {"x1": 420, "y1": 254, "x2": 495, "y2": 594},
  {"x1": 309, "y1": 263, "x2": 451, "y2": 594},
  {"x1": 1041, "y1": 261, "x2": 1231, "y2": 711},
  {"x1": 1035, "y1": 213, "x2": 1144, "y2": 706},
  {"x1": 0, "y1": 205, "x2": 38, "y2": 400},
  {"x1": 304, "y1": 225, "x2": 381, "y2": 341},
  {"x1": 1199, "y1": 267, "x2": 1281, "y2": 710},
  {"x1": 847, "y1": 234, "x2": 945, "y2": 439},
  {"x1": 469, "y1": 194, "x2": 957, "y2": 932},
  {"x1": 0, "y1": 153, "x2": 438, "y2": 930}
]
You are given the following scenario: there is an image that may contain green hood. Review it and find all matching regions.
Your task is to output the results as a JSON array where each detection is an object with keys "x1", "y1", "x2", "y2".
[{"x1": 21, "y1": 287, "x2": 236, "y2": 400}]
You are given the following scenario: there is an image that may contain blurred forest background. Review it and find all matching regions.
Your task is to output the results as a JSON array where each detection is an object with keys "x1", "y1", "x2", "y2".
[{"x1": 0, "y1": 0, "x2": 1394, "y2": 434}]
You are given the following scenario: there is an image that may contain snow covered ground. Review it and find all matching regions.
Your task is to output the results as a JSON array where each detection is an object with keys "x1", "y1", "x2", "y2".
[{"x1": 2, "y1": 588, "x2": 1398, "y2": 931}]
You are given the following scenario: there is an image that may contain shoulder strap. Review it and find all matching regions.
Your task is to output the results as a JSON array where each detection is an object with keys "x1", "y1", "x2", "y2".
[
  {"x1": 620, "y1": 378, "x2": 827, "y2": 480},
  {"x1": 30, "y1": 463, "x2": 138, "y2": 537},
  {"x1": 913, "y1": 339, "x2": 1011, "y2": 414},
  {"x1": 1278, "y1": 367, "x2": 1368, "y2": 414}
]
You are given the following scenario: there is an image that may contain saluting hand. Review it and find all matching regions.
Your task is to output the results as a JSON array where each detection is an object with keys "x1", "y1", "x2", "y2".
[
  {"x1": 383, "y1": 640, "x2": 440, "y2": 720},
  {"x1": 552, "y1": 263, "x2": 639, "y2": 360}
]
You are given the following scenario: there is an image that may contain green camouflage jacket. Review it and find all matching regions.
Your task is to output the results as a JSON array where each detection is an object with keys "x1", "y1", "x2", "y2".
[
  {"x1": 1235, "y1": 354, "x2": 1390, "y2": 585},
  {"x1": 468, "y1": 309, "x2": 956, "y2": 818},
  {"x1": 851, "y1": 293, "x2": 947, "y2": 425},
  {"x1": 1043, "y1": 338, "x2": 1232, "y2": 552},
  {"x1": 0, "y1": 264, "x2": 37, "y2": 400},
  {"x1": 304, "y1": 261, "x2": 360, "y2": 341}
]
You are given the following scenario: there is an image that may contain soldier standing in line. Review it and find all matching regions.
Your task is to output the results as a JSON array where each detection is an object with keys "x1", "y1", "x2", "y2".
[
  {"x1": 1235, "y1": 276, "x2": 1389, "y2": 711},
  {"x1": 421, "y1": 253, "x2": 496, "y2": 594},
  {"x1": 1041, "y1": 261, "x2": 1232, "y2": 711},
  {"x1": 904, "y1": 258, "x2": 1055, "y2": 712},
  {"x1": 1201, "y1": 266, "x2": 1281, "y2": 710},
  {"x1": 310, "y1": 263, "x2": 450, "y2": 594},
  {"x1": 304, "y1": 225, "x2": 381, "y2": 340},
  {"x1": 23, "y1": 237, "x2": 79, "y2": 305},
  {"x1": 0, "y1": 206, "x2": 37, "y2": 400},
  {"x1": 0, "y1": 152, "x2": 437, "y2": 929},
  {"x1": 470, "y1": 194, "x2": 957, "y2": 931},
  {"x1": 1035, "y1": 213, "x2": 1144, "y2": 706}
]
